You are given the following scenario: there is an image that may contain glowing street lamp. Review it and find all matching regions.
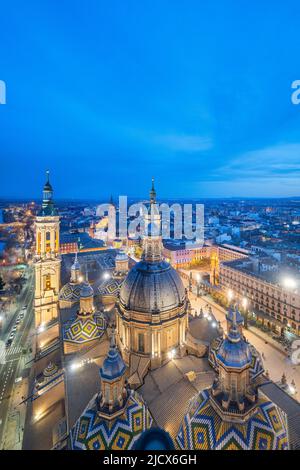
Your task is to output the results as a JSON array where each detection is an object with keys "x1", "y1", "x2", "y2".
[
  {"x1": 227, "y1": 289, "x2": 234, "y2": 303},
  {"x1": 103, "y1": 272, "x2": 110, "y2": 280},
  {"x1": 168, "y1": 349, "x2": 176, "y2": 360},
  {"x1": 282, "y1": 277, "x2": 297, "y2": 290}
]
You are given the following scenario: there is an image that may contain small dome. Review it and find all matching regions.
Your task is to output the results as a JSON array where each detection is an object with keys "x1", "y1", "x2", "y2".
[
  {"x1": 80, "y1": 281, "x2": 94, "y2": 299},
  {"x1": 100, "y1": 339, "x2": 126, "y2": 381},
  {"x1": 59, "y1": 282, "x2": 82, "y2": 302},
  {"x1": 70, "y1": 391, "x2": 152, "y2": 450},
  {"x1": 176, "y1": 389, "x2": 289, "y2": 450},
  {"x1": 217, "y1": 324, "x2": 252, "y2": 369},
  {"x1": 119, "y1": 259, "x2": 185, "y2": 314},
  {"x1": 64, "y1": 312, "x2": 106, "y2": 344}
]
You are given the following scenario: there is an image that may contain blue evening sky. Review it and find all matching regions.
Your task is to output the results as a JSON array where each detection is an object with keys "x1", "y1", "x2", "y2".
[{"x1": 1, "y1": 1, "x2": 300, "y2": 199}]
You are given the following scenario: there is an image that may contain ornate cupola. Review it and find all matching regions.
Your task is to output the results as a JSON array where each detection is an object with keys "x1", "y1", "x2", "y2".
[
  {"x1": 78, "y1": 277, "x2": 95, "y2": 316},
  {"x1": 70, "y1": 329, "x2": 153, "y2": 450},
  {"x1": 70, "y1": 252, "x2": 81, "y2": 283},
  {"x1": 97, "y1": 329, "x2": 128, "y2": 418},
  {"x1": 226, "y1": 305, "x2": 244, "y2": 334},
  {"x1": 40, "y1": 170, "x2": 57, "y2": 217},
  {"x1": 59, "y1": 253, "x2": 82, "y2": 307},
  {"x1": 117, "y1": 180, "x2": 189, "y2": 375},
  {"x1": 177, "y1": 310, "x2": 289, "y2": 450},
  {"x1": 114, "y1": 251, "x2": 129, "y2": 276},
  {"x1": 143, "y1": 178, "x2": 162, "y2": 263},
  {"x1": 213, "y1": 310, "x2": 254, "y2": 412}
]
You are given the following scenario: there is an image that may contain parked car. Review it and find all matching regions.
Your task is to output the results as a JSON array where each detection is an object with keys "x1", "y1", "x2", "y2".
[{"x1": 6, "y1": 339, "x2": 12, "y2": 348}]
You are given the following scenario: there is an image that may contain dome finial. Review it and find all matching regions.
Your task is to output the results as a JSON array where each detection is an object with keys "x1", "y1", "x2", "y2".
[{"x1": 46, "y1": 169, "x2": 50, "y2": 182}]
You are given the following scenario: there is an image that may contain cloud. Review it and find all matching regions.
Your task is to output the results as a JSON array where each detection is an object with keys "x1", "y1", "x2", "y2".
[{"x1": 214, "y1": 143, "x2": 300, "y2": 181}]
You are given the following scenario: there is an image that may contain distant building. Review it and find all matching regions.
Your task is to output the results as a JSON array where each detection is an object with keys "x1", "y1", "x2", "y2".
[{"x1": 219, "y1": 257, "x2": 300, "y2": 335}]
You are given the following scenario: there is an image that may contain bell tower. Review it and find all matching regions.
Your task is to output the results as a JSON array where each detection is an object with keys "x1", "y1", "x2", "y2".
[{"x1": 34, "y1": 171, "x2": 61, "y2": 327}]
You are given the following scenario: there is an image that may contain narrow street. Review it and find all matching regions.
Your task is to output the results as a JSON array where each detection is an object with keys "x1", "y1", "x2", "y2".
[{"x1": 0, "y1": 266, "x2": 34, "y2": 449}]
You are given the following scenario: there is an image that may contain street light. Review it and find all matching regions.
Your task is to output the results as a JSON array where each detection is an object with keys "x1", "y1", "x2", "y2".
[
  {"x1": 282, "y1": 277, "x2": 297, "y2": 290},
  {"x1": 227, "y1": 289, "x2": 234, "y2": 303},
  {"x1": 103, "y1": 272, "x2": 110, "y2": 280},
  {"x1": 168, "y1": 349, "x2": 176, "y2": 360}
]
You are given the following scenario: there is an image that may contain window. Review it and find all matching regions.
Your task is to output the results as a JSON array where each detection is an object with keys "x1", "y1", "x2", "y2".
[
  {"x1": 138, "y1": 333, "x2": 144, "y2": 353},
  {"x1": 46, "y1": 231, "x2": 51, "y2": 253},
  {"x1": 45, "y1": 274, "x2": 51, "y2": 290}
]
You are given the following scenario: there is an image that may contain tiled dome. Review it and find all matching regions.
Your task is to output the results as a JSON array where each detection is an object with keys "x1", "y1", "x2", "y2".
[
  {"x1": 119, "y1": 259, "x2": 185, "y2": 314},
  {"x1": 70, "y1": 391, "x2": 152, "y2": 450},
  {"x1": 176, "y1": 389, "x2": 289, "y2": 450}
]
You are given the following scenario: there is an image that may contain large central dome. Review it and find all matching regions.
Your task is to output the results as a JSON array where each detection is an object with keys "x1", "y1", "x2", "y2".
[
  {"x1": 119, "y1": 259, "x2": 185, "y2": 314},
  {"x1": 116, "y1": 180, "x2": 189, "y2": 370}
]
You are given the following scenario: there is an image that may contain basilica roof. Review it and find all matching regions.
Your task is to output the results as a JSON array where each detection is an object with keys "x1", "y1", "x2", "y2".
[
  {"x1": 70, "y1": 390, "x2": 153, "y2": 450},
  {"x1": 94, "y1": 276, "x2": 124, "y2": 297},
  {"x1": 176, "y1": 389, "x2": 289, "y2": 450},
  {"x1": 64, "y1": 312, "x2": 106, "y2": 344},
  {"x1": 119, "y1": 259, "x2": 186, "y2": 313},
  {"x1": 59, "y1": 282, "x2": 82, "y2": 302}
]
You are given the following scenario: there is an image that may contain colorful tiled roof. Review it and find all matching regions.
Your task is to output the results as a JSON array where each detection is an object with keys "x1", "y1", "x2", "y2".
[
  {"x1": 176, "y1": 389, "x2": 289, "y2": 450},
  {"x1": 64, "y1": 312, "x2": 106, "y2": 343},
  {"x1": 70, "y1": 391, "x2": 153, "y2": 450},
  {"x1": 59, "y1": 282, "x2": 82, "y2": 302}
]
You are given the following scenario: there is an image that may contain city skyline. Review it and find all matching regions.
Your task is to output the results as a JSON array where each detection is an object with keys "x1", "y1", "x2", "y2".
[{"x1": 1, "y1": 1, "x2": 300, "y2": 199}]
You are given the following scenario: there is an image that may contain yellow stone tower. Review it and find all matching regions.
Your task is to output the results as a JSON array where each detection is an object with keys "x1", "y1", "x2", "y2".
[{"x1": 34, "y1": 171, "x2": 61, "y2": 328}]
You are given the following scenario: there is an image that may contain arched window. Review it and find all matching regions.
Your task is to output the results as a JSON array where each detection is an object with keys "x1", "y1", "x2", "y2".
[{"x1": 46, "y1": 231, "x2": 51, "y2": 253}]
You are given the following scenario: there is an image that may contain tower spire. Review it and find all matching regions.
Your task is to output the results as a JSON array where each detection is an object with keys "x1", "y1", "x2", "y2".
[
  {"x1": 150, "y1": 177, "x2": 156, "y2": 204},
  {"x1": 41, "y1": 170, "x2": 56, "y2": 216}
]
